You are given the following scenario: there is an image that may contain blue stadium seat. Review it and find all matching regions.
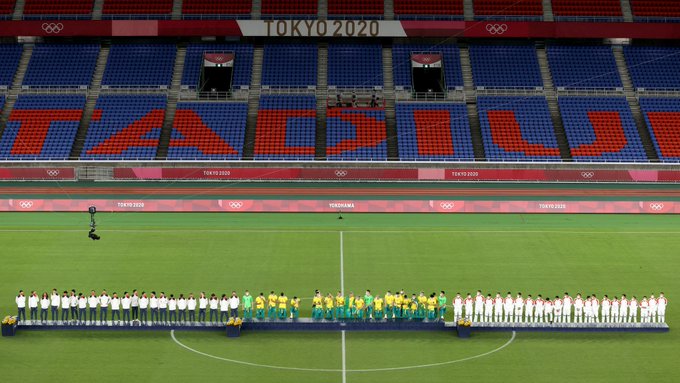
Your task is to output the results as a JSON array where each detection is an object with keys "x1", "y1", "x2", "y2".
[
  {"x1": 169, "y1": 102, "x2": 248, "y2": 160},
  {"x1": 624, "y1": 46, "x2": 680, "y2": 90},
  {"x1": 23, "y1": 44, "x2": 99, "y2": 88},
  {"x1": 102, "y1": 44, "x2": 176, "y2": 88},
  {"x1": 0, "y1": 44, "x2": 22, "y2": 88},
  {"x1": 326, "y1": 108, "x2": 387, "y2": 160},
  {"x1": 328, "y1": 44, "x2": 383, "y2": 88},
  {"x1": 254, "y1": 95, "x2": 316, "y2": 160},
  {"x1": 261, "y1": 44, "x2": 317, "y2": 88},
  {"x1": 638, "y1": 98, "x2": 680, "y2": 162},
  {"x1": 469, "y1": 45, "x2": 543, "y2": 88},
  {"x1": 392, "y1": 44, "x2": 463, "y2": 90},
  {"x1": 182, "y1": 44, "x2": 253, "y2": 90},
  {"x1": 547, "y1": 45, "x2": 622, "y2": 89}
]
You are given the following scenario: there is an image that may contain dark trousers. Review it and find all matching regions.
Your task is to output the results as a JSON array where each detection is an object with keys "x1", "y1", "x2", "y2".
[
  {"x1": 169, "y1": 310, "x2": 177, "y2": 322},
  {"x1": 151, "y1": 308, "x2": 159, "y2": 323},
  {"x1": 188, "y1": 310, "x2": 195, "y2": 322},
  {"x1": 51, "y1": 306, "x2": 58, "y2": 321},
  {"x1": 112, "y1": 310, "x2": 120, "y2": 322},
  {"x1": 159, "y1": 308, "x2": 167, "y2": 323},
  {"x1": 100, "y1": 307, "x2": 108, "y2": 323},
  {"x1": 210, "y1": 309, "x2": 217, "y2": 323},
  {"x1": 199, "y1": 309, "x2": 206, "y2": 322},
  {"x1": 29, "y1": 308, "x2": 37, "y2": 321},
  {"x1": 79, "y1": 308, "x2": 87, "y2": 323},
  {"x1": 178, "y1": 310, "x2": 186, "y2": 322},
  {"x1": 40, "y1": 308, "x2": 48, "y2": 322},
  {"x1": 61, "y1": 308, "x2": 69, "y2": 322},
  {"x1": 71, "y1": 306, "x2": 78, "y2": 319},
  {"x1": 123, "y1": 309, "x2": 131, "y2": 323},
  {"x1": 132, "y1": 306, "x2": 139, "y2": 320},
  {"x1": 220, "y1": 311, "x2": 228, "y2": 322},
  {"x1": 89, "y1": 308, "x2": 97, "y2": 322},
  {"x1": 140, "y1": 308, "x2": 148, "y2": 323},
  {"x1": 17, "y1": 307, "x2": 26, "y2": 322}
]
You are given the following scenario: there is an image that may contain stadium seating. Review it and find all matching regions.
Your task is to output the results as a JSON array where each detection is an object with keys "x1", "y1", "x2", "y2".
[
  {"x1": 0, "y1": 94, "x2": 85, "y2": 160},
  {"x1": 393, "y1": 0, "x2": 464, "y2": 19},
  {"x1": 551, "y1": 0, "x2": 622, "y2": 20},
  {"x1": 102, "y1": 44, "x2": 176, "y2": 88},
  {"x1": 261, "y1": 0, "x2": 317, "y2": 17},
  {"x1": 395, "y1": 103, "x2": 474, "y2": 161},
  {"x1": 328, "y1": 44, "x2": 383, "y2": 88},
  {"x1": 0, "y1": 0, "x2": 13, "y2": 18},
  {"x1": 547, "y1": 45, "x2": 622, "y2": 89},
  {"x1": 469, "y1": 45, "x2": 543, "y2": 89},
  {"x1": 22, "y1": 0, "x2": 93, "y2": 19},
  {"x1": 261, "y1": 44, "x2": 317, "y2": 88},
  {"x1": 80, "y1": 95, "x2": 166, "y2": 160},
  {"x1": 182, "y1": 44, "x2": 253, "y2": 90},
  {"x1": 624, "y1": 46, "x2": 680, "y2": 90},
  {"x1": 473, "y1": 0, "x2": 543, "y2": 19},
  {"x1": 326, "y1": 108, "x2": 387, "y2": 160},
  {"x1": 477, "y1": 96, "x2": 560, "y2": 161},
  {"x1": 392, "y1": 45, "x2": 463, "y2": 91},
  {"x1": 254, "y1": 95, "x2": 316, "y2": 160},
  {"x1": 0, "y1": 44, "x2": 22, "y2": 88},
  {"x1": 631, "y1": 0, "x2": 680, "y2": 20},
  {"x1": 638, "y1": 98, "x2": 680, "y2": 162},
  {"x1": 328, "y1": 0, "x2": 383, "y2": 17},
  {"x1": 102, "y1": 0, "x2": 173, "y2": 18},
  {"x1": 558, "y1": 97, "x2": 647, "y2": 162},
  {"x1": 168, "y1": 102, "x2": 248, "y2": 160},
  {"x1": 23, "y1": 44, "x2": 99, "y2": 88},
  {"x1": 181, "y1": 0, "x2": 251, "y2": 18}
]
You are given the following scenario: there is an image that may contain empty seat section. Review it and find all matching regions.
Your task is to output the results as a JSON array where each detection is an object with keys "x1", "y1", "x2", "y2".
[
  {"x1": 326, "y1": 108, "x2": 387, "y2": 160},
  {"x1": 102, "y1": 44, "x2": 176, "y2": 88},
  {"x1": 0, "y1": 94, "x2": 85, "y2": 160},
  {"x1": 547, "y1": 45, "x2": 622, "y2": 89},
  {"x1": 395, "y1": 103, "x2": 473, "y2": 161},
  {"x1": 394, "y1": 0, "x2": 464, "y2": 19},
  {"x1": 469, "y1": 45, "x2": 543, "y2": 88},
  {"x1": 392, "y1": 44, "x2": 463, "y2": 90},
  {"x1": 80, "y1": 95, "x2": 166, "y2": 160},
  {"x1": 168, "y1": 102, "x2": 247, "y2": 160},
  {"x1": 181, "y1": 0, "x2": 251, "y2": 18},
  {"x1": 551, "y1": 0, "x2": 622, "y2": 19},
  {"x1": 23, "y1": 0, "x2": 94, "y2": 18},
  {"x1": 478, "y1": 96, "x2": 560, "y2": 161},
  {"x1": 474, "y1": 0, "x2": 543, "y2": 18},
  {"x1": 182, "y1": 44, "x2": 253, "y2": 90},
  {"x1": 254, "y1": 95, "x2": 316, "y2": 160},
  {"x1": 638, "y1": 98, "x2": 680, "y2": 162},
  {"x1": 0, "y1": 44, "x2": 22, "y2": 88},
  {"x1": 261, "y1": 0, "x2": 317, "y2": 17},
  {"x1": 328, "y1": 44, "x2": 382, "y2": 88},
  {"x1": 0, "y1": 0, "x2": 14, "y2": 18},
  {"x1": 261, "y1": 44, "x2": 317, "y2": 88},
  {"x1": 624, "y1": 46, "x2": 680, "y2": 90},
  {"x1": 631, "y1": 0, "x2": 680, "y2": 19},
  {"x1": 23, "y1": 44, "x2": 99, "y2": 88},
  {"x1": 558, "y1": 97, "x2": 647, "y2": 162},
  {"x1": 328, "y1": 0, "x2": 383, "y2": 16},
  {"x1": 102, "y1": 0, "x2": 173, "y2": 18}
]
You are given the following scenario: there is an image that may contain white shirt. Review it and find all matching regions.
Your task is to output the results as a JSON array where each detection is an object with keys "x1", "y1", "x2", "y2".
[
  {"x1": 16, "y1": 295, "x2": 26, "y2": 308},
  {"x1": 70, "y1": 295, "x2": 78, "y2": 307},
  {"x1": 504, "y1": 297, "x2": 513, "y2": 309},
  {"x1": 139, "y1": 297, "x2": 149, "y2": 309},
  {"x1": 494, "y1": 297, "x2": 503, "y2": 309},
  {"x1": 187, "y1": 298, "x2": 197, "y2": 310},
  {"x1": 29, "y1": 295, "x2": 38, "y2": 308},
  {"x1": 78, "y1": 297, "x2": 87, "y2": 309},
  {"x1": 219, "y1": 299, "x2": 229, "y2": 311},
  {"x1": 50, "y1": 294, "x2": 60, "y2": 307},
  {"x1": 88, "y1": 295, "x2": 99, "y2": 308},
  {"x1": 574, "y1": 298, "x2": 584, "y2": 309},
  {"x1": 158, "y1": 297, "x2": 168, "y2": 309},
  {"x1": 199, "y1": 297, "x2": 208, "y2": 309},
  {"x1": 629, "y1": 299, "x2": 638, "y2": 310},
  {"x1": 210, "y1": 298, "x2": 219, "y2": 310},
  {"x1": 544, "y1": 301, "x2": 553, "y2": 313},
  {"x1": 535, "y1": 299, "x2": 544, "y2": 312},
  {"x1": 149, "y1": 297, "x2": 158, "y2": 309},
  {"x1": 121, "y1": 297, "x2": 131, "y2": 310},
  {"x1": 110, "y1": 298, "x2": 121, "y2": 310},
  {"x1": 514, "y1": 297, "x2": 524, "y2": 308},
  {"x1": 554, "y1": 300, "x2": 563, "y2": 310},
  {"x1": 563, "y1": 296, "x2": 573, "y2": 308},
  {"x1": 40, "y1": 298, "x2": 50, "y2": 309},
  {"x1": 99, "y1": 295, "x2": 111, "y2": 308},
  {"x1": 61, "y1": 296, "x2": 70, "y2": 309},
  {"x1": 229, "y1": 297, "x2": 240, "y2": 309},
  {"x1": 131, "y1": 295, "x2": 139, "y2": 307},
  {"x1": 177, "y1": 299, "x2": 187, "y2": 310},
  {"x1": 525, "y1": 298, "x2": 534, "y2": 310},
  {"x1": 168, "y1": 299, "x2": 177, "y2": 311},
  {"x1": 453, "y1": 297, "x2": 463, "y2": 309},
  {"x1": 658, "y1": 296, "x2": 668, "y2": 309}
]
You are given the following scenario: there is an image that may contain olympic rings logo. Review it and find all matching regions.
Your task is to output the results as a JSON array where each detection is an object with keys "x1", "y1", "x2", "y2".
[
  {"x1": 46, "y1": 170, "x2": 60, "y2": 177},
  {"x1": 42, "y1": 23, "x2": 64, "y2": 34},
  {"x1": 581, "y1": 172, "x2": 595, "y2": 179},
  {"x1": 650, "y1": 203, "x2": 664, "y2": 211},
  {"x1": 440, "y1": 202, "x2": 455, "y2": 210},
  {"x1": 335, "y1": 170, "x2": 348, "y2": 177},
  {"x1": 19, "y1": 201, "x2": 34, "y2": 209},
  {"x1": 228, "y1": 201, "x2": 243, "y2": 209},
  {"x1": 485, "y1": 24, "x2": 508, "y2": 35}
]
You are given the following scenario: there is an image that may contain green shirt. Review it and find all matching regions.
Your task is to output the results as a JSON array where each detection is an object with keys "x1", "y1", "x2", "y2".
[
  {"x1": 438, "y1": 296, "x2": 447, "y2": 306},
  {"x1": 364, "y1": 294, "x2": 374, "y2": 305},
  {"x1": 242, "y1": 295, "x2": 253, "y2": 308}
]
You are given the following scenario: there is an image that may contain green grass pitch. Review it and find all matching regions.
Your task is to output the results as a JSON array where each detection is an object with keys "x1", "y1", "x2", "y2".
[{"x1": 0, "y1": 212, "x2": 678, "y2": 382}]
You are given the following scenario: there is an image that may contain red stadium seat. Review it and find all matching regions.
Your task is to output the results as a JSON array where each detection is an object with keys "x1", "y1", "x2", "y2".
[
  {"x1": 394, "y1": 0, "x2": 464, "y2": 17},
  {"x1": 474, "y1": 0, "x2": 543, "y2": 17},
  {"x1": 181, "y1": 0, "x2": 251, "y2": 16},
  {"x1": 23, "y1": 0, "x2": 93, "y2": 16},
  {"x1": 328, "y1": 0, "x2": 384, "y2": 16},
  {"x1": 102, "y1": 0, "x2": 173, "y2": 16},
  {"x1": 552, "y1": 0, "x2": 622, "y2": 18},
  {"x1": 630, "y1": 0, "x2": 680, "y2": 18}
]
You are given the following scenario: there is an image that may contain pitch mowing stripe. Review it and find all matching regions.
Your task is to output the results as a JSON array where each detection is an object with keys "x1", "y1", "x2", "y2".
[
  {"x1": 0, "y1": 229, "x2": 679, "y2": 234},
  {"x1": 340, "y1": 232, "x2": 347, "y2": 383},
  {"x1": 170, "y1": 330, "x2": 516, "y2": 373}
]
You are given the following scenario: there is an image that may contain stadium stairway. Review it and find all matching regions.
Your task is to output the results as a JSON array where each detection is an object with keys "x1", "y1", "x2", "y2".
[
  {"x1": 172, "y1": 0, "x2": 183, "y2": 20},
  {"x1": 92, "y1": 0, "x2": 104, "y2": 20},
  {"x1": 70, "y1": 45, "x2": 109, "y2": 159},
  {"x1": 316, "y1": 43, "x2": 328, "y2": 159},
  {"x1": 251, "y1": 0, "x2": 261, "y2": 19},
  {"x1": 384, "y1": 0, "x2": 394, "y2": 20},
  {"x1": 620, "y1": 0, "x2": 633, "y2": 22},
  {"x1": 382, "y1": 45, "x2": 398, "y2": 160},
  {"x1": 243, "y1": 45, "x2": 264, "y2": 160},
  {"x1": 0, "y1": 44, "x2": 31, "y2": 140},
  {"x1": 318, "y1": 0, "x2": 327, "y2": 19},
  {"x1": 464, "y1": 0, "x2": 474, "y2": 21},
  {"x1": 536, "y1": 44, "x2": 572, "y2": 160},
  {"x1": 12, "y1": 0, "x2": 23, "y2": 20},
  {"x1": 542, "y1": 0, "x2": 554, "y2": 21},
  {"x1": 613, "y1": 45, "x2": 659, "y2": 162},
  {"x1": 156, "y1": 45, "x2": 186, "y2": 160},
  {"x1": 460, "y1": 45, "x2": 485, "y2": 161}
]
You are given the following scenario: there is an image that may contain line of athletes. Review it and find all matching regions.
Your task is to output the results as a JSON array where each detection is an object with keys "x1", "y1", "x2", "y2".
[{"x1": 13, "y1": 289, "x2": 668, "y2": 325}]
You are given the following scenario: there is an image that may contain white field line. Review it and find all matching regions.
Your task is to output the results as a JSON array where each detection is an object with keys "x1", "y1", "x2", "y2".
[
  {"x1": 340, "y1": 231, "x2": 346, "y2": 383},
  {"x1": 170, "y1": 330, "x2": 516, "y2": 373},
  {"x1": 341, "y1": 330, "x2": 347, "y2": 383}
]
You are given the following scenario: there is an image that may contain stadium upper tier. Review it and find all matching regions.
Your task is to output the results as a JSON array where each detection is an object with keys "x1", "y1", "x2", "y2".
[{"x1": 5, "y1": 0, "x2": 680, "y2": 20}]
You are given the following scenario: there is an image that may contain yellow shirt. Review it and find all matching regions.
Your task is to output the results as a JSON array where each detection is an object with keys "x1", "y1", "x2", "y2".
[
  {"x1": 255, "y1": 296, "x2": 265, "y2": 309},
  {"x1": 268, "y1": 294, "x2": 277, "y2": 307},
  {"x1": 374, "y1": 297, "x2": 384, "y2": 311},
  {"x1": 403, "y1": 298, "x2": 411, "y2": 310},
  {"x1": 355, "y1": 298, "x2": 365, "y2": 309},
  {"x1": 427, "y1": 297, "x2": 437, "y2": 310},
  {"x1": 312, "y1": 296, "x2": 323, "y2": 308},
  {"x1": 291, "y1": 299, "x2": 299, "y2": 309},
  {"x1": 410, "y1": 300, "x2": 418, "y2": 310},
  {"x1": 395, "y1": 295, "x2": 403, "y2": 307},
  {"x1": 324, "y1": 297, "x2": 334, "y2": 309},
  {"x1": 278, "y1": 296, "x2": 288, "y2": 309},
  {"x1": 348, "y1": 296, "x2": 355, "y2": 308},
  {"x1": 418, "y1": 296, "x2": 428, "y2": 306},
  {"x1": 385, "y1": 294, "x2": 395, "y2": 306},
  {"x1": 336, "y1": 296, "x2": 345, "y2": 307}
]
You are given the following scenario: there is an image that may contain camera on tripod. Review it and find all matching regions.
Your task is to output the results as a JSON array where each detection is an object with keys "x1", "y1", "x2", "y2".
[{"x1": 88, "y1": 206, "x2": 100, "y2": 240}]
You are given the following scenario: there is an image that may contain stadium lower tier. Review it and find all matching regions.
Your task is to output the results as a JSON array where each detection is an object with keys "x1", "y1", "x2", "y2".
[{"x1": 3, "y1": 96, "x2": 680, "y2": 162}]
